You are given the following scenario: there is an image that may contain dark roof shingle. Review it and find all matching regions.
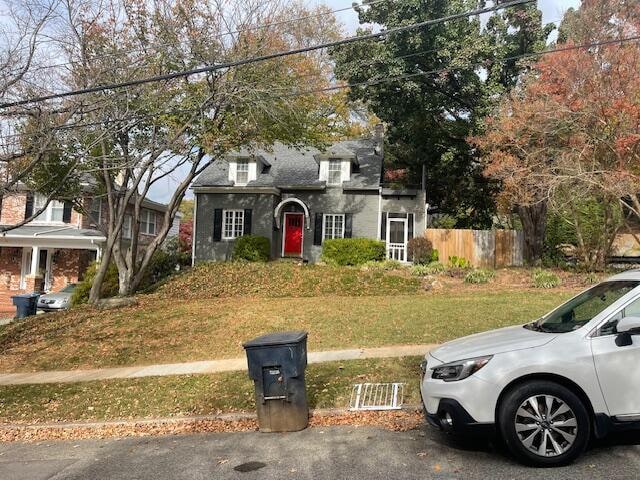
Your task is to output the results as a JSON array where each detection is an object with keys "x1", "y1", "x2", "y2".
[{"x1": 193, "y1": 139, "x2": 381, "y2": 189}]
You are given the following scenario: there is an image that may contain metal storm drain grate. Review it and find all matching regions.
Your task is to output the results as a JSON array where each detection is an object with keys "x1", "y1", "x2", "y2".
[{"x1": 349, "y1": 383, "x2": 404, "y2": 411}]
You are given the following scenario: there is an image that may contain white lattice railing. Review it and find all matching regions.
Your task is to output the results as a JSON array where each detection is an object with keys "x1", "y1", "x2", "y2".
[{"x1": 387, "y1": 243, "x2": 407, "y2": 262}]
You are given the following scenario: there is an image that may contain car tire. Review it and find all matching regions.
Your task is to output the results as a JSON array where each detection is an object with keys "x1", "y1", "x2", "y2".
[{"x1": 498, "y1": 380, "x2": 590, "y2": 467}]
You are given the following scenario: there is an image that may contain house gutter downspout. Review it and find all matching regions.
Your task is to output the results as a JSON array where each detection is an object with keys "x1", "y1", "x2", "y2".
[{"x1": 377, "y1": 186, "x2": 382, "y2": 240}]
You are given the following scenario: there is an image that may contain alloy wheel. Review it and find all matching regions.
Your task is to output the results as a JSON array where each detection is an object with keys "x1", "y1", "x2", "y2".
[{"x1": 514, "y1": 394, "x2": 578, "y2": 457}]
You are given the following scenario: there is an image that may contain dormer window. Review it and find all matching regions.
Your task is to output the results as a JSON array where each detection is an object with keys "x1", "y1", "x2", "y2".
[
  {"x1": 327, "y1": 159, "x2": 342, "y2": 185},
  {"x1": 236, "y1": 159, "x2": 249, "y2": 185},
  {"x1": 229, "y1": 157, "x2": 256, "y2": 185}
]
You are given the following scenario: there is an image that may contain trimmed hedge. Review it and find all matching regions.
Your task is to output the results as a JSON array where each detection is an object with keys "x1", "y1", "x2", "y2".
[
  {"x1": 233, "y1": 235, "x2": 271, "y2": 262},
  {"x1": 322, "y1": 238, "x2": 386, "y2": 266}
]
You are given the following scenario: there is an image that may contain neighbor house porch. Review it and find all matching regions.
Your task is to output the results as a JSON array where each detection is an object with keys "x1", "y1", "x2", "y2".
[{"x1": 0, "y1": 226, "x2": 105, "y2": 315}]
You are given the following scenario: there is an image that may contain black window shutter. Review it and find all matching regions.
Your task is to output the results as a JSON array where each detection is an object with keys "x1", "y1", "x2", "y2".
[
  {"x1": 313, "y1": 212, "x2": 323, "y2": 245},
  {"x1": 63, "y1": 201, "x2": 73, "y2": 223},
  {"x1": 213, "y1": 208, "x2": 223, "y2": 241},
  {"x1": 24, "y1": 192, "x2": 34, "y2": 219},
  {"x1": 380, "y1": 212, "x2": 387, "y2": 241},
  {"x1": 408, "y1": 213, "x2": 414, "y2": 239},
  {"x1": 344, "y1": 213, "x2": 353, "y2": 238},
  {"x1": 243, "y1": 209, "x2": 252, "y2": 235}
]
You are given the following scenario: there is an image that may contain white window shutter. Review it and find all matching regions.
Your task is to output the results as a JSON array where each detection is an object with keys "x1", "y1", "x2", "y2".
[
  {"x1": 319, "y1": 160, "x2": 328, "y2": 181},
  {"x1": 228, "y1": 161, "x2": 237, "y2": 182},
  {"x1": 341, "y1": 160, "x2": 351, "y2": 182},
  {"x1": 248, "y1": 160, "x2": 257, "y2": 182}
]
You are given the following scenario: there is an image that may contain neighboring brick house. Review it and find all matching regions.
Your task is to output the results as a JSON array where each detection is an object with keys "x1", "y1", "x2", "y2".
[
  {"x1": 192, "y1": 131, "x2": 427, "y2": 264},
  {"x1": 0, "y1": 189, "x2": 171, "y2": 313}
]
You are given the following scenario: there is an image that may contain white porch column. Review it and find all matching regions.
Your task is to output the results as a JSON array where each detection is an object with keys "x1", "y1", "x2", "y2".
[
  {"x1": 95, "y1": 246, "x2": 103, "y2": 262},
  {"x1": 30, "y1": 246, "x2": 40, "y2": 276}
]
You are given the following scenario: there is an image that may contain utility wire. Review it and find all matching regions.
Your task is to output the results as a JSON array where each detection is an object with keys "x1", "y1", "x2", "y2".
[
  {"x1": 2, "y1": 33, "x2": 637, "y2": 143},
  {"x1": 0, "y1": 0, "x2": 533, "y2": 109},
  {"x1": 18, "y1": 0, "x2": 392, "y2": 74}
]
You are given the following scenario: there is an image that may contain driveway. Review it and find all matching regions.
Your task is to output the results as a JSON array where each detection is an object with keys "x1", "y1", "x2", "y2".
[{"x1": 1, "y1": 425, "x2": 639, "y2": 479}]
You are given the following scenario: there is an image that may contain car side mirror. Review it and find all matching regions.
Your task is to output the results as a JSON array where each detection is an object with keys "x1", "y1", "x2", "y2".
[
  {"x1": 617, "y1": 316, "x2": 640, "y2": 334},
  {"x1": 615, "y1": 316, "x2": 640, "y2": 347}
]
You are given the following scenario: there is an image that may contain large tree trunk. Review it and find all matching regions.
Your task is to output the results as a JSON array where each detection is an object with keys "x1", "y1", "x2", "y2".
[
  {"x1": 88, "y1": 243, "x2": 114, "y2": 303},
  {"x1": 517, "y1": 201, "x2": 547, "y2": 265}
]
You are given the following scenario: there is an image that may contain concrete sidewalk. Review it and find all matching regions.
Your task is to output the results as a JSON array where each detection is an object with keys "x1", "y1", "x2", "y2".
[{"x1": 0, "y1": 344, "x2": 436, "y2": 386}]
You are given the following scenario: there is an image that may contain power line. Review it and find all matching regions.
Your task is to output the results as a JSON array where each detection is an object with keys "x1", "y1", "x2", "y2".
[
  {"x1": 19, "y1": 0, "x2": 392, "y2": 74},
  {"x1": 295, "y1": 34, "x2": 640, "y2": 96},
  {"x1": 0, "y1": 0, "x2": 534, "y2": 110},
  {"x1": 2, "y1": 33, "x2": 637, "y2": 143}
]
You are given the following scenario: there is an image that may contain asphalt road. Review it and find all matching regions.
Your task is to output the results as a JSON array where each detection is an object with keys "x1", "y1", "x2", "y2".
[{"x1": 1, "y1": 425, "x2": 639, "y2": 479}]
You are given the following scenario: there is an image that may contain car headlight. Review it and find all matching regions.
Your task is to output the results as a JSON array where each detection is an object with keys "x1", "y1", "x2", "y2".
[
  {"x1": 431, "y1": 355, "x2": 493, "y2": 382},
  {"x1": 420, "y1": 359, "x2": 428, "y2": 379}
]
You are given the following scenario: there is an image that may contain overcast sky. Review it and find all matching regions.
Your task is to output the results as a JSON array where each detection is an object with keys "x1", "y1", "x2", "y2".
[{"x1": 150, "y1": 0, "x2": 581, "y2": 203}]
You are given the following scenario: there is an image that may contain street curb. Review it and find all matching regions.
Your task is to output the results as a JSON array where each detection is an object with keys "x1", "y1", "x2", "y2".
[{"x1": 0, "y1": 405, "x2": 424, "y2": 431}]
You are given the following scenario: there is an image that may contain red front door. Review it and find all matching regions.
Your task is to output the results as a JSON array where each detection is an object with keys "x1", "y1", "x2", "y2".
[{"x1": 284, "y1": 213, "x2": 303, "y2": 256}]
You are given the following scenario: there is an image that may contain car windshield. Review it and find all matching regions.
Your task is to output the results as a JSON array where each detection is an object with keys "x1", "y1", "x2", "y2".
[
  {"x1": 60, "y1": 284, "x2": 76, "y2": 293},
  {"x1": 529, "y1": 281, "x2": 640, "y2": 333}
]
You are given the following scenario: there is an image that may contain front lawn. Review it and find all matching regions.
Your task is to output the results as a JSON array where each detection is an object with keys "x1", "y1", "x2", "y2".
[
  {"x1": 0, "y1": 290, "x2": 572, "y2": 373},
  {"x1": 0, "y1": 357, "x2": 422, "y2": 424}
]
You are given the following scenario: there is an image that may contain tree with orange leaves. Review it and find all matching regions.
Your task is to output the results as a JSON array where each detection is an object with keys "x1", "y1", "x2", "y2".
[{"x1": 476, "y1": 0, "x2": 640, "y2": 267}]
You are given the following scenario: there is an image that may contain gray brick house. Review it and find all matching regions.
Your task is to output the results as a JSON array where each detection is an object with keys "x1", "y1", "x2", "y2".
[{"x1": 191, "y1": 133, "x2": 426, "y2": 263}]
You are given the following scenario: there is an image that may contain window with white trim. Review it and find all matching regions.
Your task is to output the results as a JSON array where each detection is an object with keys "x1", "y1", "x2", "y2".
[
  {"x1": 327, "y1": 159, "x2": 342, "y2": 185},
  {"x1": 123, "y1": 214, "x2": 132, "y2": 239},
  {"x1": 236, "y1": 159, "x2": 249, "y2": 184},
  {"x1": 141, "y1": 209, "x2": 157, "y2": 235},
  {"x1": 33, "y1": 193, "x2": 64, "y2": 222},
  {"x1": 323, "y1": 214, "x2": 345, "y2": 240},
  {"x1": 223, "y1": 209, "x2": 244, "y2": 239},
  {"x1": 90, "y1": 198, "x2": 102, "y2": 224}
]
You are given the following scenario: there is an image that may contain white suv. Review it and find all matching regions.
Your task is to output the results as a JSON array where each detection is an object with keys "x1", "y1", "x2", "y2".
[{"x1": 420, "y1": 270, "x2": 640, "y2": 467}]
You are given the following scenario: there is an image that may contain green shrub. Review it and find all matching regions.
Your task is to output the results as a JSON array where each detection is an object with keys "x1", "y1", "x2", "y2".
[
  {"x1": 407, "y1": 237, "x2": 434, "y2": 265},
  {"x1": 71, "y1": 262, "x2": 119, "y2": 305},
  {"x1": 380, "y1": 259, "x2": 403, "y2": 270},
  {"x1": 361, "y1": 259, "x2": 405, "y2": 271},
  {"x1": 430, "y1": 249, "x2": 439, "y2": 262},
  {"x1": 410, "y1": 264, "x2": 430, "y2": 276},
  {"x1": 532, "y1": 269, "x2": 561, "y2": 288},
  {"x1": 464, "y1": 269, "x2": 496, "y2": 284},
  {"x1": 428, "y1": 261, "x2": 446, "y2": 274},
  {"x1": 233, "y1": 235, "x2": 271, "y2": 262},
  {"x1": 322, "y1": 238, "x2": 386, "y2": 266},
  {"x1": 137, "y1": 250, "x2": 188, "y2": 293},
  {"x1": 448, "y1": 256, "x2": 471, "y2": 269}
]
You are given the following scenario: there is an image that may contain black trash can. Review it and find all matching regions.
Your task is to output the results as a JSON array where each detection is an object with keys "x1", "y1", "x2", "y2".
[
  {"x1": 243, "y1": 331, "x2": 308, "y2": 432},
  {"x1": 11, "y1": 293, "x2": 40, "y2": 319}
]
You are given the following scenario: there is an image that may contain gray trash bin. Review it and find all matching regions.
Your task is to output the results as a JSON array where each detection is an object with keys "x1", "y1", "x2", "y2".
[
  {"x1": 243, "y1": 331, "x2": 308, "y2": 432},
  {"x1": 11, "y1": 293, "x2": 40, "y2": 319}
]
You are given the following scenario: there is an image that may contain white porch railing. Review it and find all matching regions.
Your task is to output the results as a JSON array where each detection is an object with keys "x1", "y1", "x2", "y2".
[{"x1": 387, "y1": 243, "x2": 407, "y2": 262}]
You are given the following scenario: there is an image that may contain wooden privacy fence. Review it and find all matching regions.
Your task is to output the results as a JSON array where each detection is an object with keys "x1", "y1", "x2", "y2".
[{"x1": 424, "y1": 228, "x2": 524, "y2": 268}]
